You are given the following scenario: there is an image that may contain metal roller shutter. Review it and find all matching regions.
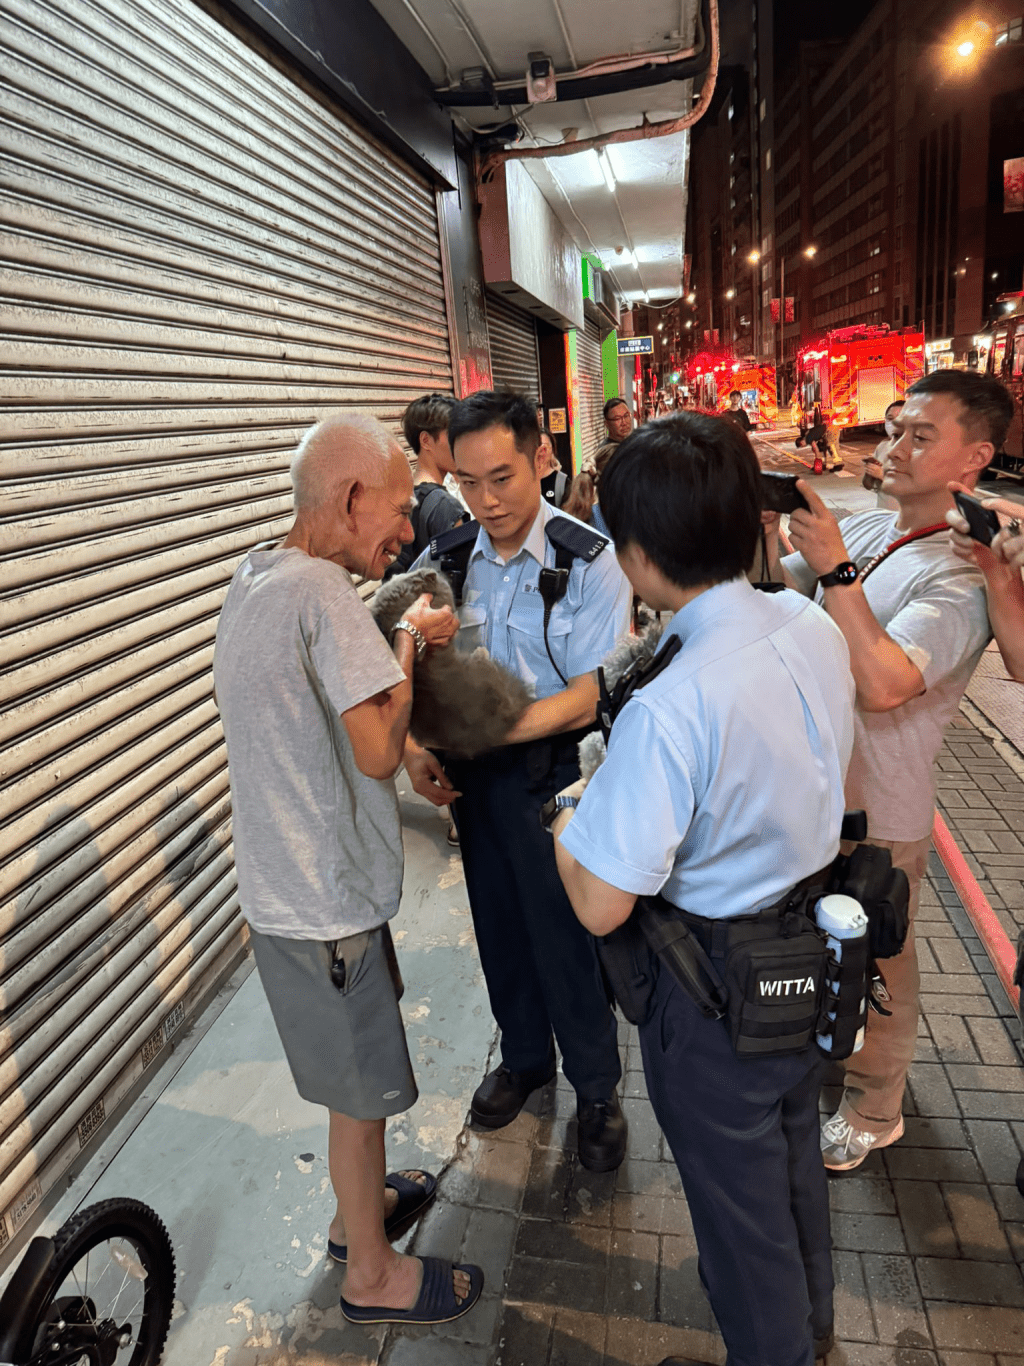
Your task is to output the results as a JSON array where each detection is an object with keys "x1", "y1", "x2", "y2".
[
  {"x1": 578, "y1": 316, "x2": 605, "y2": 472},
  {"x1": 0, "y1": 0, "x2": 452, "y2": 1249},
  {"x1": 486, "y1": 291, "x2": 541, "y2": 401}
]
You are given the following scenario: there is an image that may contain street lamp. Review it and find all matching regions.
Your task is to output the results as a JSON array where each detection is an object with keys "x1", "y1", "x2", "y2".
[
  {"x1": 747, "y1": 250, "x2": 760, "y2": 264},
  {"x1": 725, "y1": 288, "x2": 736, "y2": 299},
  {"x1": 777, "y1": 246, "x2": 819, "y2": 398},
  {"x1": 686, "y1": 292, "x2": 696, "y2": 304}
]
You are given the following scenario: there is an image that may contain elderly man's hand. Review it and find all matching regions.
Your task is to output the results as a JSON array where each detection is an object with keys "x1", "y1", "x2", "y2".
[
  {"x1": 402, "y1": 593, "x2": 460, "y2": 650},
  {"x1": 787, "y1": 480, "x2": 851, "y2": 577},
  {"x1": 404, "y1": 737, "x2": 462, "y2": 806}
]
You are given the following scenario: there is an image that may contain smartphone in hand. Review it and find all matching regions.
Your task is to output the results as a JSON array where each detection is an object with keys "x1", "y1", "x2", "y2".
[
  {"x1": 761, "y1": 471, "x2": 810, "y2": 514},
  {"x1": 953, "y1": 490, "x2": 1001, "y2": 547}
]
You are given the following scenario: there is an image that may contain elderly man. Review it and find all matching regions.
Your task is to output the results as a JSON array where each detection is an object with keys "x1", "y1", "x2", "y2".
[{"x1": 213, "y1": 412, "x2": 483, "y2": 1326}]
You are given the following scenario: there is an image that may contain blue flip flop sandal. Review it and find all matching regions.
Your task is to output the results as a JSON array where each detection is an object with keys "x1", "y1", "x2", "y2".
[
  {"x1": 340, "y1": 1256, "x2": 484, "y2": 1325},
  {"x1": 327, "y1": 1169, "x2": 438, "y2": 1263}
]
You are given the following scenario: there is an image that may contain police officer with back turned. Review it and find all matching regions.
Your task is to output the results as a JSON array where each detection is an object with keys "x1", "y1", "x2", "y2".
[
  {"x1": 405, "y1": 390, "x2": 632, "y2": 1171},
  {"x1": 552, "y1": 412, "x2": 856, "y2": 1365}
]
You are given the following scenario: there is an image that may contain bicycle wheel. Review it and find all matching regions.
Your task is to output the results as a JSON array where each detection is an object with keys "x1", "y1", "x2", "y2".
[{"x1": 19, "y1": 1198, "x2": 175, "y2": 1366}]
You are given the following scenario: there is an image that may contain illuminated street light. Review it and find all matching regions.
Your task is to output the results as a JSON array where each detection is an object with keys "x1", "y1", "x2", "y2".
[
  {"x1": 685, "y1": 320, "x2": 693, "y2": 329},
  {"x1": 725, "y1": 288, "x2": 736, "y2": 299},
  {"x1": 686, "y1": 292, "x2": 696, "y2": 304},
  {"x1": 804, "y1": 245, "x2": 818, "y2": 258},
  {"x1": 747, "y1": 250, "x2": 760, "y2": 264},
  {"x1": 957, "y1": 40, "x2": 975, "y2": 56}
]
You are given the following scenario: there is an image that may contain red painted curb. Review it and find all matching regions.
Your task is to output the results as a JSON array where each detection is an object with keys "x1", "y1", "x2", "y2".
[{"x1": 932, "y1": 812, "x2": 1020, "y2": 1010}]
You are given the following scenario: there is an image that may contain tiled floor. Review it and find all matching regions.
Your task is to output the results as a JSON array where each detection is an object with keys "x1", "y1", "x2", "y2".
[{"x1": 385, "y1": 708, "x2": 1024, "y2": 1366}]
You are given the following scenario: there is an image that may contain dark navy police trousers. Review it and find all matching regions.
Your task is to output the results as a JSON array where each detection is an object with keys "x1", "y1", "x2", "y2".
[
  {"x1": 447, "y1": 732, "x2": 621, "y2": 1102},
  {"x1": 641, "y1": 967, "x2": 833, "y2": 1366}
]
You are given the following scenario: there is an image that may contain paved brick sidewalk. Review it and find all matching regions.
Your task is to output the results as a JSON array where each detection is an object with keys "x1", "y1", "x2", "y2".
[{"x1": 377, "y1": 705, "x2": 1024, "y2": 1366}]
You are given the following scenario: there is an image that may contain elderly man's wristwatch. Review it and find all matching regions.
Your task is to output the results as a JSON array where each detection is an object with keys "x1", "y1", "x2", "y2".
[
  {"x1": 818, "y1": 561, "x2": 858, "y2": 588},
  {"x1": 540, "y1": 794, "x2": 578, "y2": 832},
  {"x1": 391, "y1": 618, "x2": 428, "y2": 662}
]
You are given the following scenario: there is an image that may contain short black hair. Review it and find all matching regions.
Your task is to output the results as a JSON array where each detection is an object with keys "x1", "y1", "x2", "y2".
[
  {"x1": 907, "y1": 370, "x2": 1014, "y2": 449},
  {"x1": 600, "y1": 413, "x2": 761, "y2": 589},
  {"x1": 448, "y1": 390, "x2": 540, "y2": 464},
  {"x1": 603, "y1": 397, "x2": 628, "y2": 420},
  {"x1": 884, "y1": 400, "x2": 905, "y2": 417},
  {"x1": 728, "y1": 389, "x2": 741, "y2": 400},
  {"x1": 402, "y1": 393, "x2": 456, "y2": 454}
]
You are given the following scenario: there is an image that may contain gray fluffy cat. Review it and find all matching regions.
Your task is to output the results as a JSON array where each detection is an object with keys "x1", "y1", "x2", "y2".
[
  {"x1": 577, "y1": 620, "x2": 665, "y2": 783},
  {"x1": 370, "y1": 569, "x2": 533, "y2": 758}
]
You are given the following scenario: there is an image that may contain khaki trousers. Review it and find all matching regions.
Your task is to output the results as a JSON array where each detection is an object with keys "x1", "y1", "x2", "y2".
[{"x1": 837, "y1": 834, "x2": 933, "y2": 1134}]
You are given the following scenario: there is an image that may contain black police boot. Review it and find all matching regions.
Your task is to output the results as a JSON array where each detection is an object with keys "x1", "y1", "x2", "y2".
[
  {"x1": 577, "y1": 1090, "x2": 627, "y2": 1172},
  {"x1": 471, "y1": 1058, "x2": 556, "y2": 1129}
]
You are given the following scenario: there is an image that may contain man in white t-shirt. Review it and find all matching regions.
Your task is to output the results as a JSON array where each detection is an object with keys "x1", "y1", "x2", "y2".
[
  {"x1": 766, "y1": 370, "x2": 1014, "y2": 1170},
  {"x1": 213, "y1": 413, "x2": 484, "y2": 1326}
]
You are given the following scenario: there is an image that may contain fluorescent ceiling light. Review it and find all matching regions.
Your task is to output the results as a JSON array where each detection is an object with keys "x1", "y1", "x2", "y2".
[{"x1": 598, "y1": 150, "x2": 616, "y2": 193}]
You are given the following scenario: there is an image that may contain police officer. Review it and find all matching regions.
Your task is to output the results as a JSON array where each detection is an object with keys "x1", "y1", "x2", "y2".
[
  {"x1": 551, "y1": 413, "x2": 856, "y2": 1365},
  {"x1": 404, "y1": 390, "x2": 632, "y2": 1171}
]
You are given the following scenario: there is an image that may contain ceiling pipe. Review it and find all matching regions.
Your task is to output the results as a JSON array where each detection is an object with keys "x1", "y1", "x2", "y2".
[
  {"x1": 439, "y1": 0, "x2": 711, "y2": 107},
  {"x1": 477, "y1": 0, "x2": 718, "y2": 181}
]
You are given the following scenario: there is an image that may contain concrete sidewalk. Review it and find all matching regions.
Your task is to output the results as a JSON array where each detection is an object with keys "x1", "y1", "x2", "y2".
[{"x1": 18, "y1": 786, "x2": 497, "y2": 1366}]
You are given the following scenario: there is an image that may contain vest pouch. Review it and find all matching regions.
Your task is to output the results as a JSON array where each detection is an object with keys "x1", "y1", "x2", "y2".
[
  {"x1": 597, "y1": 918, "x2": 659, "y2": 1027},
  {"x1": 720, "y1": 918, "x2": 829, "y2": 1057},
  {"x1": 818, "y1": 935, "x2": 871, "y2": 1061}
]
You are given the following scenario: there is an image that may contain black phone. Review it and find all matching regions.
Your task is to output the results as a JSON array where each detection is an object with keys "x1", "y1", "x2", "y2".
[
  {"x1": 761, "y1": 471, "x2": 810, "y2": 514},
  {"x1": 953, "y1": 490, "x2": 1001, "y2": 547}
]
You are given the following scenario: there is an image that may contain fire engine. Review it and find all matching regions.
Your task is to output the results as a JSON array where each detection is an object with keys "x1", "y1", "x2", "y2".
[
  {"x1": 794, "y1": 324, "x2": 925, "y2": 433},
  {"x1": 981, "y1": 292, "x2": 1024, "y2": 479},
  {"x1": 686, "y1": 351, "x2": 778, "y2": 426}
]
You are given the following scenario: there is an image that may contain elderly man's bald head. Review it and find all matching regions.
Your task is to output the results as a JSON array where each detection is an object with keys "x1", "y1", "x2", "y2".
[{"x1": 291, "y1": 412, "x2": 402, "y2": 512}]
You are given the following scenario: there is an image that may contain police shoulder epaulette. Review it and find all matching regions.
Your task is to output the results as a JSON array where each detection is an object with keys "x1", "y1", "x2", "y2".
[
  {"x1": 545, "y1": 515, "x2": 609, "y2": 563},
  {"x1": 430, "y1": 519, "x2": 479, "y2": 558}
]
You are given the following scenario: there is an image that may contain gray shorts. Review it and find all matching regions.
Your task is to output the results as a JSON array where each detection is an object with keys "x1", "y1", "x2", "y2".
[{"x1": 249, "y1": 922, "x2": 418, "y2": 1120}]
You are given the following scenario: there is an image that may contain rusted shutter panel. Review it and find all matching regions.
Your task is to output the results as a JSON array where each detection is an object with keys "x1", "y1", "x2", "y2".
[
  {"x1": 578, "y1": 317, "x2": 606, "y2": 473},
  {"x1": 486, "y1": 292, "x2": 541, "y2": 401},
  {"x1": 0, "y1": 0, "x2": 452, "y2": 1251}
]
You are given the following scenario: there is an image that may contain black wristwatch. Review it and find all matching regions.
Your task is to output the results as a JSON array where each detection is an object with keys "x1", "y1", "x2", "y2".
[
  {"x1": 540, "y1": 794, "x2": 579, "y2": 832},
  {"x1": 818, "y1": 561, "x2": 858, "y2": 588}
]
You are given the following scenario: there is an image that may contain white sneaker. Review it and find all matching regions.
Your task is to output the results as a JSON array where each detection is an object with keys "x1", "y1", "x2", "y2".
[{"x1": 820, "y1": 1112, "x2": 904, "y2": 1171}]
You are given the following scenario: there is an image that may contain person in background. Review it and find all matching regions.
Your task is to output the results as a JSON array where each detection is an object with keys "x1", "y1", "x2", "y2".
[
  {"x1": 764, "y1": 369, "x2": 1010, "y2": 1170},
  {"x1": 561, "y1": 469, "x2": 611, "y2": 537},
  {"x1": 536, "y1": 426, "x2": 569, "y2": 508},
  {"x1": 383, "y1": 394, "x2": 465, "y2": 580},
  {"x1": 947, "y1": 481, "x2": 1024, "y2": 682},
  {"x1": 862, "y1": 400, "x2": 904, "y2": 508},
  {"x1": 798, "y1": 401, "x2": 844, "y2": 473},
  {"x1": 723, "y1": 389, "x2": 753, "y2": 433},
  {"x1": 590, "y1": 397, "x2": 633, "y2": 473}
]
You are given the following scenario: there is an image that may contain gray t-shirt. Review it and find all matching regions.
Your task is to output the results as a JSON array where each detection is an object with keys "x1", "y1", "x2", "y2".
[
  {"x1": 784, "y1": 511, "x2": 991, "y2": 841},
  {"x1": 213, "y1": 545, "x2": 406, "y2": 940}
]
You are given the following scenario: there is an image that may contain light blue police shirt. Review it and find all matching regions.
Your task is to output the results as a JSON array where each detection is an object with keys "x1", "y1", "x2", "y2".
[
  {"x1": 559, "y1": 578, "x2": 856, "y2": 919},
  {"x1": 413, "y1": 501, "x2": 632, "y2": 700}
]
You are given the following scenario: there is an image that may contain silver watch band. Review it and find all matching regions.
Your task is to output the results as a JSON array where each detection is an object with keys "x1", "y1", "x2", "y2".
[{"x1": 391, "y1": 618, "x2": 427, "y2": 661}]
